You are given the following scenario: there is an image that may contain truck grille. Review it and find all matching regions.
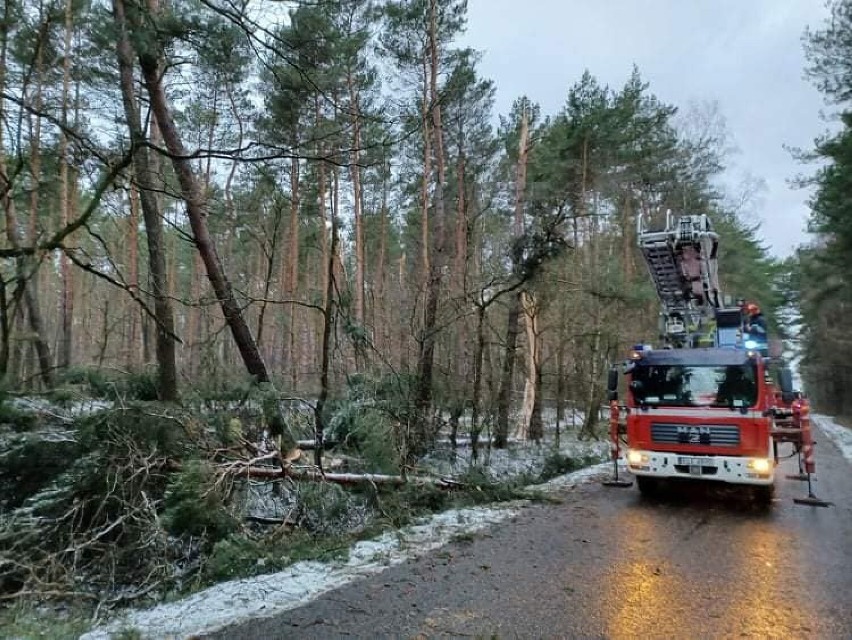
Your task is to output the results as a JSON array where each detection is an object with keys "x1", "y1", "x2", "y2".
[{"x1": 650, "y1": 423, "x2": 740, "y2": 447}]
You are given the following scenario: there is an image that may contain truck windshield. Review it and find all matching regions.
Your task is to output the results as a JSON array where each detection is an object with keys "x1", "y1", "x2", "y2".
[{"x1": 630, "y1": 363, "x2": 758, "y2": 408}]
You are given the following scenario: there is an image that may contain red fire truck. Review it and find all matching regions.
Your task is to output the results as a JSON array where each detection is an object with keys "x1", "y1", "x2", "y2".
[{"x1": 604, "y1": 213, "x2": 826, "y2": 506}]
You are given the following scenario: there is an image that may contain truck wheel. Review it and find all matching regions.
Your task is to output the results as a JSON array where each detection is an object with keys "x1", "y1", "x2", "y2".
[
  {"x1": 753, "y1": 484, "x2": 775, "y2": 505},
  {"x1": 636, "y1": 476, "x2": 659, "y2": 497}
]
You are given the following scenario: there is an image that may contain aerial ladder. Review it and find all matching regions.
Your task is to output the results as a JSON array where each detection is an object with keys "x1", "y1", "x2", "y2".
[
  {"x1": 636, "y1": 211, "x2": 723, "y2": 348},
  {"x1": 603, "y1": 211, "x2": 830, "y2": 506}
]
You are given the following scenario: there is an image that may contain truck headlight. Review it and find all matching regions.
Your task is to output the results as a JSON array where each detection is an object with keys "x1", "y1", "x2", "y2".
[
  {"x1": 748, "y1": 458, "x2": 771, "y2": 473},
  {"x1": 627, "y1": 450, "x2": 648, "y2": 466}
]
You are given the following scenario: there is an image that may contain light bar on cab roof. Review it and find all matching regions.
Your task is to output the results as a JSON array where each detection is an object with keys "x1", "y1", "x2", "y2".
[{"x1": 631, "y1": 344, "x2": 654, "y2": 351}]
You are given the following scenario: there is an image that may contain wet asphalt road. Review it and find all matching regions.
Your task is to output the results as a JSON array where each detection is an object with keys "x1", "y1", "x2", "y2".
[{"x1": 208, "y1": 424, "x2": 852, "y2": 640}]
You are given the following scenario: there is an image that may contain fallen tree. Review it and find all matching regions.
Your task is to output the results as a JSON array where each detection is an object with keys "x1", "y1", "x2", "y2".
[{"x1": 230, "y1": 465, "x2": 463, "y2": 489}]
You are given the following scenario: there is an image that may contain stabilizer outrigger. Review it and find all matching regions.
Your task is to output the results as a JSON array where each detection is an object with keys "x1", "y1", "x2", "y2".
[{"x1": 772, "y1": 396, "x2": 832, "y2": 507}]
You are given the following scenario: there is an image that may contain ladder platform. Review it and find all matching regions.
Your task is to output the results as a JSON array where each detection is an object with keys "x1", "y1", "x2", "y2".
[{"x1": 637, "y1": 212, "x2": 721, "y2": 348}]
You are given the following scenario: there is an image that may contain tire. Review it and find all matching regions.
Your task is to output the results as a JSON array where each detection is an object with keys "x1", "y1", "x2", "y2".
[
  {"x1": 636, "y1": 476, "x2": 660, "y2": 497},
  {"x1": 753, "y1": 483, "x2": 775, "y2": 505}
]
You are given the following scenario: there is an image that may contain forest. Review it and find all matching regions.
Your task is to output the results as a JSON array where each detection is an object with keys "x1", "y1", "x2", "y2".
[{"x1": 0, "y1": 0, "x2": 844, "y2": 631}]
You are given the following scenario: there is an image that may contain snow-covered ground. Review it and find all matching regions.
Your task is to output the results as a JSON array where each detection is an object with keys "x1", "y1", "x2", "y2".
[
  {"x1": 81, "y1": 461, "x2": 613, "y2": 640},
  {"x1": 9, "y1": 396, "x2": 112, "y2": 419},
  {"x1": 813, "y1": 414, "x2": 852, "y2": 465},
  {"x1": 423, "y1": 432, "x2": 608, "y2": 481}
]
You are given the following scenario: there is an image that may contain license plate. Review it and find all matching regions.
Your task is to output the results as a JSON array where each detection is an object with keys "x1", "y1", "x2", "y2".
[{"x1": 677, "y1": 456, "x2": 717, "y2": 468}]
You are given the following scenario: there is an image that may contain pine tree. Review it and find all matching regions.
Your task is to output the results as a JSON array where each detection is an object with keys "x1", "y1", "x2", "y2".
[{"x1": 795, "y1": 0, "x2": 852, "y2": 408}]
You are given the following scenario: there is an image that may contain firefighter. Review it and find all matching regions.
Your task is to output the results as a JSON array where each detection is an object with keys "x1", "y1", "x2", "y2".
[
  {"x1": 716, "y1": 363, "x2": 756, "y2": 406},
  {"x1": 744, "y1": 302, "x2": 767, "y2": 338}
]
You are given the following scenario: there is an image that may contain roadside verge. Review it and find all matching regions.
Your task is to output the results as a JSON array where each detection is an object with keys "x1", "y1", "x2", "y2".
[
  {"x1": 81, "y1": 462, "x2": 611, "y2": 639},
  {"x1": 812, "y1": 414, "x2": 852, "y2": 465}
]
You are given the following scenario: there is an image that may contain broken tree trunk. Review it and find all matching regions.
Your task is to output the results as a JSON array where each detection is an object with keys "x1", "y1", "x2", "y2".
[{"x1": 215, "y1": 461, "x2": 462, "y2": 489}]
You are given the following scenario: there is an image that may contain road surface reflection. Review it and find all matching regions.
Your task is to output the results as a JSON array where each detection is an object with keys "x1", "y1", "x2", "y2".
[{"x1": 603, "y1": 485, "x2": 810, "y2": 639}]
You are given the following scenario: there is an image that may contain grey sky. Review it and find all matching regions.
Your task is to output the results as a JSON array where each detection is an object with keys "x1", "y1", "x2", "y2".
[{"x1": 461, "y1": 0, "x2": 832, "y2": 257}]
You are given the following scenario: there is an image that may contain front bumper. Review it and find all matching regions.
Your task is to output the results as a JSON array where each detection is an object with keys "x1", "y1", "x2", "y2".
[{"x1": 626, "y1": 450, "x2": 774, "y2": 486}]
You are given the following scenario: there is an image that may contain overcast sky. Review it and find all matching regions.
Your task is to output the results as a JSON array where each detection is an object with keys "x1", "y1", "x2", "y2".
[{"x1": 460, "y1": 0, "x2": 833, "y2": 257}]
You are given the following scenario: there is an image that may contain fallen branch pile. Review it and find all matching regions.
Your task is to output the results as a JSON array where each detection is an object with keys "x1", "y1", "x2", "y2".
[{"x1": 1, "y1": 401, "x2": 465, "y2": 611}]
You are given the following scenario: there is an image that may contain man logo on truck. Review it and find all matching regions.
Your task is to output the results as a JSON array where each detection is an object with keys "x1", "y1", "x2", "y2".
[{"x1": 677, "y1": 425, "x2": 711, "y2": 444}]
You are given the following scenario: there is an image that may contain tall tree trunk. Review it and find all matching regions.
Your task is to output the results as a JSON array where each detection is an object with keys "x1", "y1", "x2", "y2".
[
  {"x1": 580, "y1": 193, "x2": 604, "y2": 440},
  {"x1": 375, "y1": 178, "x2": 388, "y2": 355},
  {"x1": 0, "y1": 277, "x2": 8, "y2": 378},
  {"x1": 314, "y1": 166, "x2": 338, "y2": 470},
  {"x1": 0, "y1": 6, "x2": 52, "y2": 388},
  {"x1": 348, "y1": 71, "x2": 366, "y2": 338},
  {"x1": 414, "y1": 0, "x2": 448, "y2": 454},
  {"x1": 622, "y1": 193, "x2": 634, "y2": 281},
  {"x1": 285, "y1": 156, "x2": 300, "y2": 390},
  {"x1": 57, "y1": 0, "x2": 74, "y2": 369},
  {"x1": 186, "y1": 252, "x2": 203, "y2": 376},
  {"x1": 24, "y1": 5, "x2": 44, "y2": 381},
  {"x1": 398, "y1": 252, "x2": 408, "y2": 372},
  {"x1": 581, "y1": 328, "x2": 603, "y2": 440},
  {"x1": 331, "y1": 162, "x2": 345, "y2": 385},
  {"x1": 255, "y1": 233, "x2": 278, "y2": 352},
  {"x1": 520, "y1": 291, "x2": 543, "y2": 441},
  {"x1": 452, "y1": 143, "x2": 468, "y2": 411},
  {"x1": 453, "y1": 148, "x2": 467, "y2": 294},
  {"x1": 317, "y1": 117, "x2": 329, "y2": 308},
  {"x1": 315, "y1": 99, "x2": 329, "y2": 375},
  {"x1": 495, "y1": 105, "x2": 530, "y2": 448},
  {"x1": 113, "y1": 0, "x2": 178, "y2": 400},
  {"x1": 420, "y1": 54, "x2": 432, "y2": 294},
  {"x1": 495, "y1": 294, "x2": 520, "y2": 448},
  {"x1": 28, "y1": 1, "x2": 44, "y2": 249},
  {"x1": 470, "y1": 303, "x2": 486, "y2": 461},
  {"x1": 555, "y1": 327, "x2": 566, "y2": 444},
  {"x1": 126, "y1": 182, "x2": 141, "y2": 367},
  {"x1": 531, "y1": 359, "x2": 544, "y2": 441}
]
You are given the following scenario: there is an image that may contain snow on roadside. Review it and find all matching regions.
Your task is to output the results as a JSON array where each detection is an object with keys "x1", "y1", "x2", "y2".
[
  {"x1": 531, "y1": 461, "x2": 614, "y2": 491},
  {"x1": 81, "y1": 462, "x2": 610, "y2": 640},
  {"x1": 9, "y1": 396, "x2": 112, "y2": 418},
  {"x1": 812, "y1": 414, "x2": 852, "y2": 465},
  {"x1": 423, "y1": 433, "x2": 609, "y2": 482}
]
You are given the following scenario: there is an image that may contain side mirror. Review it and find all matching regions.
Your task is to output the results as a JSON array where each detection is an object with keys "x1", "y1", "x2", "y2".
[
  {"x1": 779, "y1": 367, "x2": 794, "y2": 403},
  {"x1": 607, "y1": 367, "x2": 619, "y2": 401}
]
